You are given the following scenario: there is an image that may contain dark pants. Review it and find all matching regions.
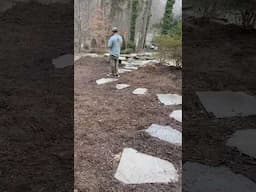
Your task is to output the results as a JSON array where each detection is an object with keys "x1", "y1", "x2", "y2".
[{"x1": 110, "y1": 55, "x2": 119, "y2": 76}]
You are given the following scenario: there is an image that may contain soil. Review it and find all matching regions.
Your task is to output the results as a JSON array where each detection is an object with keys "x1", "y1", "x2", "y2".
[
  {"x1": 74, "y1": 57, "x2": 182, "y2": 192},
  {"x1": 183, "y1": 17, "x2": 256, "y2": 183},
  {"x1": 0, "y1": 2, "x2": 74, "y2": 191}
]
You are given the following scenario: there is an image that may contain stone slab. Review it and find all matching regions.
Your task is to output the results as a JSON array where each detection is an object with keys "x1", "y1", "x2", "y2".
[
  {"x1": 52, "y1": 54, "x2": 73, "y2": 68},
  {"x1": 118, "y1": 69, "x2": 132, "y2": 74},
  {"x1": 116, "y1": 84, "x2": 130, "y2": 90},
  {"x1": 145, "y1": 124, "x2": 182, "y2": 145},
  {"x1": 157, "y1": 94, "x2": 182, "y2": 105},
  {"x1": 227, "y1": 129, "x2": 256, "y2": 158},
  {"x1": 114, "y1": 148, "x2": 178, "y2": 184},
  {"x1": 183, "y1": 162, "x2": 256, "y2": 192},
  {"x1": 170, "y1": 110, "x2": 182, "y2": 122},
  {"x1": 133, "y1": 88, "x2": 148, "y2": 95},
  {"x1": 96, "y1": 78, "x2": 118, "y2": 85},
  {"x1": 197, "y1": 91, "x2": 256, "y2": 118}
]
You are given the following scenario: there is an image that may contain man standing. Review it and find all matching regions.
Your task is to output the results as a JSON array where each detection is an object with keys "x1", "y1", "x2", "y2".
[{"x1": 108, "y1": 27, "x2": 123, "y2": 77}]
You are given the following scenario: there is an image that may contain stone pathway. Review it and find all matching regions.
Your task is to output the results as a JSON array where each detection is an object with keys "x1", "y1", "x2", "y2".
[
  {"x1": 94, "y1": 53, "x2": 181, "y2": 185},
  {"x1": 193, "y1": 90, "x2": 256, "y2": 190}
]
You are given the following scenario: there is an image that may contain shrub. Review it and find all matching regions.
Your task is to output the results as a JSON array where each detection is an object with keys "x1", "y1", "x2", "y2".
[{"x1": 156, "y1": 35, "x2": 182, "y2": 67}]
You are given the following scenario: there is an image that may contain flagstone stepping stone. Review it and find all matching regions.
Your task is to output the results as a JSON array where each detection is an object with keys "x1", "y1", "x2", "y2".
[
  {"x1": 157, "y1": 94, "x2": 182, "y2": 105},
  {"x1": 227, "y1": 129, "x2": 256, "y2": 158},
  {"x1": 119, "y1": 56, "x2": 127, "y2": 61},
  {"x1": 118, "y1": 69, "x2": 132, "y2": 74},
  {"x1": 133, "y1": 88, "x2": 148, "y2": 95},
  {"x1": 52, "y1": 54, "x2": 73, "y2": 68},
  {"x1": 116, "y1": 84, "x2": 130, "y2": 90},
  {"x1": 183, "y1": 162, "x2": 256, "y2": 192},
  {"x1": 124, "y1": 66, "x2": 138, "y2": 70},
  {"x1": 96, "y1": 78, "x2": 118, "y2": 85},
  {"x1": 145, "y1": 124, "x2": 182, "y2": 145},
  {"x1": 197, "y1": 91, "x2": 256, "y2": 118},
  {"x1": 170, "y1": 110, "x2": 182, "y2": 122},
  {"x1": 114, "y1": 148, "x2": 178, "y2": 184}
]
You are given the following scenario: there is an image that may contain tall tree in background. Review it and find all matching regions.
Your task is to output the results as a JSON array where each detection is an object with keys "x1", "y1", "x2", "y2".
[{"x1": 161, "y1": 0, "x2": 175, "y2": 34}]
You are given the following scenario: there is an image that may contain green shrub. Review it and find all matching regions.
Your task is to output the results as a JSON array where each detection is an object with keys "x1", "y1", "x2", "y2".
[{"x1": 156, "y1": 35, "x2": 182, "y2": 67}]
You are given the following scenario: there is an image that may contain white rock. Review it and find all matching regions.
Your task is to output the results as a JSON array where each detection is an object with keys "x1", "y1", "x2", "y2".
[
  {"x1": 133, "y1": 88, "x2": 148, "y2": 95},
  {"x1": 197, "y1": 91, "x2": 256, "y2": 118},
  {"x1": 116, "y1": 84, "x2": 130, "y2": 90},
  {"x1": 170, "y1": 110, "x2": 182, "y2": 122},
  {"x1": 96, "y1": 78, "x2": 118, "y2": 85},
  {"x1": 183, "y1": 162, "x2": 256, "y2": 192},
  {"x1": 114, "y1": 148, "x2": 178, "y2": 184},
  {"x1": 119, "y1": 56, "x2": 127, "y2": 61},
  {"x1": 124, "y1": 66, "x2": 138, "y2": 70},
  {"x1": 118, "y1": 69, "x2": 132, "y2": 74},
  {"x1": 227, "y1": 129, "x2": 256, "y2": 158},
  {"x1": 146, "y1": 124, "x2": 182, "y2": 145},
  {"x1": 52, "y1": 54, "x2": 73, "y2": 68},
  {"x1": 157, "y1": 94, "x2": 182, "y2": 105},
  {"x1": 104, "y1": 53, "x2": 110, "y2": 57}
]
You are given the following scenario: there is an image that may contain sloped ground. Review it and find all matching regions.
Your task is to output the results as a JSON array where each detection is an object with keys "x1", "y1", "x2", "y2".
[
  {"x1": 74, "y1": 57, "x2": 182, "y2": 191},
  {"x1": 183, "y1": 17, "x2": 256, "y2": 182}
]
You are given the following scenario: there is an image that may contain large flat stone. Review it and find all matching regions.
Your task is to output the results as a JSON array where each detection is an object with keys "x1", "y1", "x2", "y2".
[
  {"x1": 52, "y1": 54, "x2": 74, "y2": 68},
  {"x1": 124, "y1": 66, "x2": 138, "y2": 70},
  {"x1": 157, "y1": 94, "x2": 182, "y2": 105},
  {"x1": 133, "y1": 88, "x2": 148, "y2": 95},
  {"x1": 197, "y1": 91, "x2": 256, "y2": 118},
  {"x1": 118, "y1": 69, "x2": 132, "y2": 74},
  {"x1": 145, "y1": 124, "x2": 182, "y2": 145},
  {"x1": 170, "y1": 110, "x2": 182, "y2": 122},
  {"x1": 116, "y1": 84, "x2": 130, "y2": 90},
  {"x1": 96, "y1": 78, "x2": 118, "y2": 85},
  {"x1": 114, "y1": 148, "x2": 178, "y2": 184},
  {"x1": 183, "y1": 162, "x2": 256, "y2": 192},
  {"x1": 227, "y1": 129, "x2": 256, "y2": 158}
]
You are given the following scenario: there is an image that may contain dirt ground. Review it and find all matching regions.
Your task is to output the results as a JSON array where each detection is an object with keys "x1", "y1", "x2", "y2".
[
  {"x1": 74, "y1": 57, "x2": 182, "y2": 192},
  {"x1": 0, "y1": 2, "x2": 73, "y2": 191},
  {"x1": 183, "y1": 17, "x2": 256, "y2": 182}
]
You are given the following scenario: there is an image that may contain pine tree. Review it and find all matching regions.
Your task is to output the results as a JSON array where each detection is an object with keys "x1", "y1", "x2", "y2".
[{"x1": 161, "y1": 0, "x2": 175, "y2": 35}]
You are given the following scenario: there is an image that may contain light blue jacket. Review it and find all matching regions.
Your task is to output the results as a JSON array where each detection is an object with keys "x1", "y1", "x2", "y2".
[{"x1": 108, "y1": 34, "x2": 123, "y2": 57}]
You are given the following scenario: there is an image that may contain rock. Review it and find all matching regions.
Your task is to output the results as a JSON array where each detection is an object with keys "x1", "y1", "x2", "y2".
[
  {"x1": 183, "y1": 162, "x2": 256, "y2": 192},
  {"x1": 118, "y1": 69, "x2": 132, "y2": 74},
  {"x1": 119, "y1": 56, "x2": 127, "y2": 61},
  {"x1": 52, "y1": 54, "x2": 73, "y2": 68},
  {"x1": 114, "y1": 148, "x2": 178, "y2": 184},
  {"x1": 116, "y1": 84, "x2": 130, "y2": 90},
  {"x1": 197, "y1": 91, "x2": 256, "y2": 118},
  {"x1": 124, "y1": 66, "x2": 138, "y2": 70},
  {"x1": 96, "y1": 78, "x2": 118, "y2": 85},
  {"x1": 227, "y1": 129, "x2": 256, "y2": 158},
  {"x1": 145, "y1": 124, "x2": 182, "y2": 145},
  {"x1": 133, "y1": 88, "x2": 148, "y2": 95},
  {"x1": 157, "y1": 94, "x2": 182, "y2": 105},
  {"x1": 170, "y1": 110, "x2": 182, "y2": 122}
]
